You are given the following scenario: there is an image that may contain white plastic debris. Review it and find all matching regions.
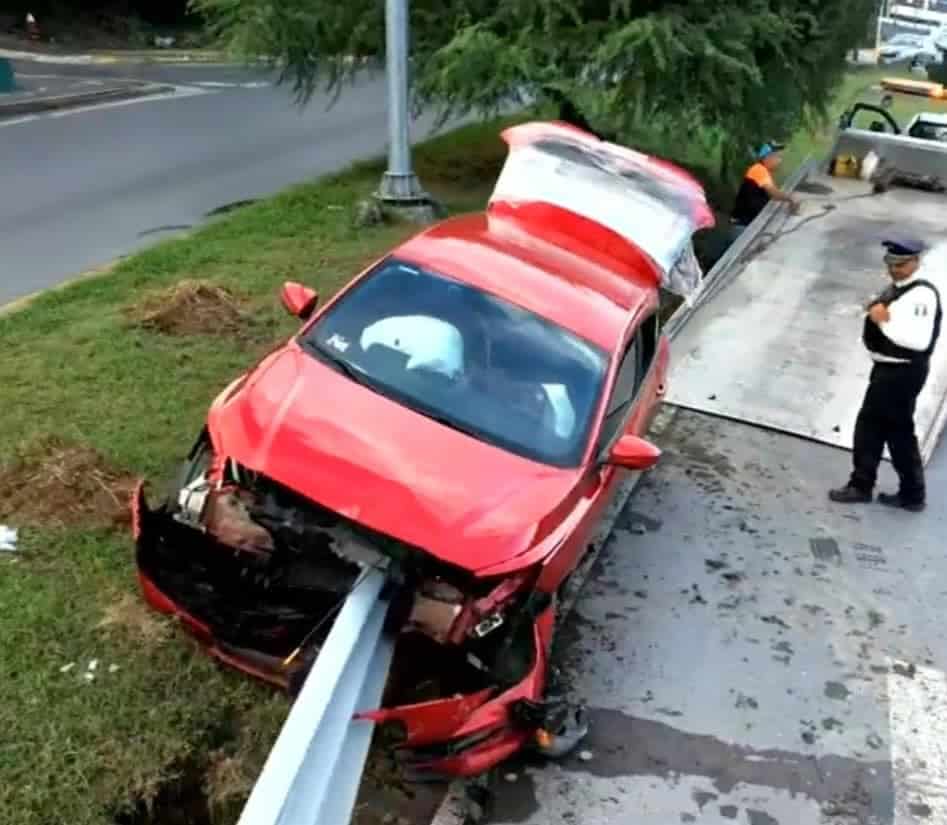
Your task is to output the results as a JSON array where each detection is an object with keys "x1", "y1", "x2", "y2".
[
  {"x1": 83, "y1": 672, "x2": 95, "y2": 683},
  {"x1": 0, "y1": 526, "x2": 18, "y2": 552},
  {"x1": 578, "y1": 750, "x2": 594, "y2": 762},
  {"x1": 87, "y1": 659, "x2": 99, "y2": 672},
  {"x1": 108, "y1": 664, "x2": 120, "y2": 674},
  {"x1": 59, "y1": 662, "x2": 75, "y2": 674}
]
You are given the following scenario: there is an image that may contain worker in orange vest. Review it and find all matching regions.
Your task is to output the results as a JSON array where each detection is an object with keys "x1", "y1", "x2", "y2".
[{"x1": 729, "y1": 142, "x2": 800, "y2": 239}]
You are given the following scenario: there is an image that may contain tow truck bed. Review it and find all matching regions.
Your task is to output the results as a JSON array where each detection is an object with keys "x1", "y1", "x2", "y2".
[{"x1": 666, "y1": 173, "x2": 947, "y2": 463}]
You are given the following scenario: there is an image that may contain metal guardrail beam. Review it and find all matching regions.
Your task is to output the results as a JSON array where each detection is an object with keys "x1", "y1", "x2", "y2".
[{"x1": 237, "y1": 566, "x2": 396, "y2": 825}]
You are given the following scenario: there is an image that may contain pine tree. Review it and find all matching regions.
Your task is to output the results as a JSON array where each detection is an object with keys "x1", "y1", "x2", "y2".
[{"x1": 192, "y1": 0, "x2": 875, "y2": 188}]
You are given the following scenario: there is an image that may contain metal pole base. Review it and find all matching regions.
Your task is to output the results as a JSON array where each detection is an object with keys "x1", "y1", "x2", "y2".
[
  {"x1": 376, "y1": 171, "x2": 430, "y2": 204},
  {"x1": 375, "y1": 172, "x2": 443, "y2": 224}
]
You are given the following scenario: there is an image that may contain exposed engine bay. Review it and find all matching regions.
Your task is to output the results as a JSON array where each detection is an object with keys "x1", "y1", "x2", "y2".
[{"x1": 134, "y1": 431, "x2": 542, "y2": 699}]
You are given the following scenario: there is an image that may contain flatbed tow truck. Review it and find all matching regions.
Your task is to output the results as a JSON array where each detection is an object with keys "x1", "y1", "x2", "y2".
[{"x1": 432, "y1": 91, "x2": 947, "y2": 824}]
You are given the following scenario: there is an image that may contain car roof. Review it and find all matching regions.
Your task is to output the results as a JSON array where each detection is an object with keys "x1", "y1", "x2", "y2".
[
  {"x1": 915, "y1": 112, "x2": 947, "y2": 126},
  {"x1": 392, "y1": 212, "x2": 657, "y2": 352}
]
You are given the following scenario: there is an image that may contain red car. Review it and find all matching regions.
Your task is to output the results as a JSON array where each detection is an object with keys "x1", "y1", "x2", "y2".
[{"x1": 132, "y1": 122, "x2": 712, "y2": 779}]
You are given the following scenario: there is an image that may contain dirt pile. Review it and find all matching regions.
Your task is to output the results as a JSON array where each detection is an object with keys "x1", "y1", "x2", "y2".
[
  {"x1": 0, "y1": 437, "x2": 135, "y2": 529},
  {"x1": 127, "y1": 280, "x2": 253, "y2": 338}
]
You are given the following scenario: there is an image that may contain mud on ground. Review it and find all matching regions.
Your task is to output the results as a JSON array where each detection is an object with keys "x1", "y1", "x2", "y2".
[
  {"x1": 0, "y1": 436, "x2": 136, "y2": 529},
  {"x1": 126, "y1": 280, "x2": 258, "y2": 340}
]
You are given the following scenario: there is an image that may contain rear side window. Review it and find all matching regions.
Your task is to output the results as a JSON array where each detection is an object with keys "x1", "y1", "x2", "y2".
[{"x1": 598, "y1": 336, "x2": 642, "y2": 451}]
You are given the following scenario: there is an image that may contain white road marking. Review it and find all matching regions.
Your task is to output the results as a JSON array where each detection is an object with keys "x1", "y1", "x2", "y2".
[
  {"x1": 889, "y1": 659, "x2": 947, "y2": 823},
  {"x1": 0, "y1": 48, "x2": 94, "y2": 64},
  {"x1": 0, "y1": 84, "x2": 211, "y2": 129},
  {"x1": 191, "y1": 80, "x2": 271, "y2": 89}
]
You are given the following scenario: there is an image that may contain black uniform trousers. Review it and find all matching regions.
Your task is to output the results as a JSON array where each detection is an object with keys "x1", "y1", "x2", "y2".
[{"x1": 849, "y1": 360, "x2": 929, "y2": 503}]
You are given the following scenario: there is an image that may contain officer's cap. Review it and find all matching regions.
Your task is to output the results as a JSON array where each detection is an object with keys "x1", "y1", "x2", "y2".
[{"x1": 882, "y1": 237, "x2": 926, "y2": 263}]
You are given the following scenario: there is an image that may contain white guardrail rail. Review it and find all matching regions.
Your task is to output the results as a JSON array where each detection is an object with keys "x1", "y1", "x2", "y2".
[
  {"x1": 237, "y1": 172, "x2": 814, "y2": 825},
  {"x1": 237, "y1": 566, "x2": 396, "y2": 825}
]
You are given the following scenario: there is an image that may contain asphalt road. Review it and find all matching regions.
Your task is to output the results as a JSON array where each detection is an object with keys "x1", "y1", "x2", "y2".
[
  {"x1": 0, "y1": 61, "x2": 446, "y2": 305},
  {"x1": 482, "y1": 412, "x2": 947, "y2": 825}
]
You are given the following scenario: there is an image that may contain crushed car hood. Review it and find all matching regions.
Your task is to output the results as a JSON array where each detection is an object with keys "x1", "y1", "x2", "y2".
[{"x1": 206, "y1": 346, "x2": 583, "y2": 572}]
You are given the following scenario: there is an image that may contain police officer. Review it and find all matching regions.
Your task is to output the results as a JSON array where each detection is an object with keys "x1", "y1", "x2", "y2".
[{"x1": 829, "y1": 238, "x2": 942, "y2": 512}]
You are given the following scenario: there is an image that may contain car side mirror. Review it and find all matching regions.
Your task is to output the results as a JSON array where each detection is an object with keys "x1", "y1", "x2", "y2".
[
  {"x1": 280, "y1": 281, "x2": 318, "y2": 320},
  {"x1": 606, "y1": 434, "x2": 661, "y2": 471}
]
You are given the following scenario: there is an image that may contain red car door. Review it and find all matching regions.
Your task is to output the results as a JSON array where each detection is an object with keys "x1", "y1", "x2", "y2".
[{"x1": 537, "y1": 315, "x2": 667, "y2": 593}]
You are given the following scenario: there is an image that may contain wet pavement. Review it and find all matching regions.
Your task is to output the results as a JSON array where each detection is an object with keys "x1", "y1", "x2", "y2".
[{"x1": 485, "y1": 409, "x2": 947, "y2": 824}]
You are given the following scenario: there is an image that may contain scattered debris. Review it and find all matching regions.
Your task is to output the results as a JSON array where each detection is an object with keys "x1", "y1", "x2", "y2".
[
  {"x1": 760, "y1": 614, "x2": 790, "y2": 630},
  {"x1": 59, "y1": 662, "x2": 75, "y2": 674},
  {"x1": 705, "y1": 558, "x2": 727, "y2": 571},
  {"x1": 693, "y1": 790, "x2": 718, "y2": 810},
  {"x1": 822, "y1": 717, "x2": 843, "y2": 732},
  {"x1": 892, "y1": 661, "x2": 917, "y2": 680},
  {"x1": 824, "y1": 681, "x2": 851, "y2": 701},
  {"x1": 108, "y1": 664, "x2": 121, "y2": 674},
  {"x1": 735, "y1": 693, "x2": 759, "y2": 710},
  {"x1": 0, "y1": 437, "x2": 136, "y2": 529},
  {"x1": 126, "y1": 280, "x2": 255, "y2": 339},
  {"x1": 0, "y1": 525, "x2": 17, "y2": 552},
  {"x1": 868, "y1": 609, "x2": 884, "y2": 629},
  {"x1": 578, "y1": 750, "x2": 593, "y2": 762},
  {"x1": 866, "y1": 732, "x2": 884, "y2": 750}
]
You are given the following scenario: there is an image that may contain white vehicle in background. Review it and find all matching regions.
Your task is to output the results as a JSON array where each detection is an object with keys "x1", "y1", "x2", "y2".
[
  {"x1": 905, "y1": 111, "x2": 947, "y2": 143},
  {"x1": 878, "y1": 32, "x2": 940, "y2": 71}
]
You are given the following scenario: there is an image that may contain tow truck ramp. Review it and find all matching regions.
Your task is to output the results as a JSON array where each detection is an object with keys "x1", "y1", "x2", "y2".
[{"x1": 667, "y1": 173, "x2": 947, "y2": 465}]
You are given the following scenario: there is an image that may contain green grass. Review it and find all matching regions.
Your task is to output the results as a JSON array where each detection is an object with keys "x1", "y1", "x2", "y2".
[{"x1": 0, "y1": 117, "x2": 517, "y2": 825}]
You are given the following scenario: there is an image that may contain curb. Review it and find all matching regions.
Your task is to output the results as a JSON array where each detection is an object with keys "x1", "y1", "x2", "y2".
[
  {"x1": 88, "y1": 51, "x2": 230, "y2": 66},
  {"x1": 0, "y1": 262, "x2": 118, "y2": 320},
  {"x1": 0, "y1": 82, "x2": 175, "y2": 117},
  {"x1": 0, "y1": 46, "x2": 228, "y2": 66}
]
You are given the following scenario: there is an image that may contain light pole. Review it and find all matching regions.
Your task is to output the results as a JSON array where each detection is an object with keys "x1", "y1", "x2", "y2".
[{"x1": 377, "y1": 0, "x2": 431, "y2": 212}]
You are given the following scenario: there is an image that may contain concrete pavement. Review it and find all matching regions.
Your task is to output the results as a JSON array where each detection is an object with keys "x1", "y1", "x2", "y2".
[{"x1": 0, "y1": 62, "x2": 444, "y2": 305}]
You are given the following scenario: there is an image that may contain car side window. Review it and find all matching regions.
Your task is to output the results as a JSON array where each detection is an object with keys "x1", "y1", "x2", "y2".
[{"x1": 597, "y1": 334, "x2": 641, "y2": 452}]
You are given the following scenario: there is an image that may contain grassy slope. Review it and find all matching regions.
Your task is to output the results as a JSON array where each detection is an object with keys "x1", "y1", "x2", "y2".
[{"x1": 0, "y1": 119, "x2": 514, "y2": 825}]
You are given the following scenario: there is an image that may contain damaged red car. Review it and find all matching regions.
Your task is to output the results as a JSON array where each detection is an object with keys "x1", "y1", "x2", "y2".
[{"x1": 132, "y1": 122, "x2": 712, "y2": 779}]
